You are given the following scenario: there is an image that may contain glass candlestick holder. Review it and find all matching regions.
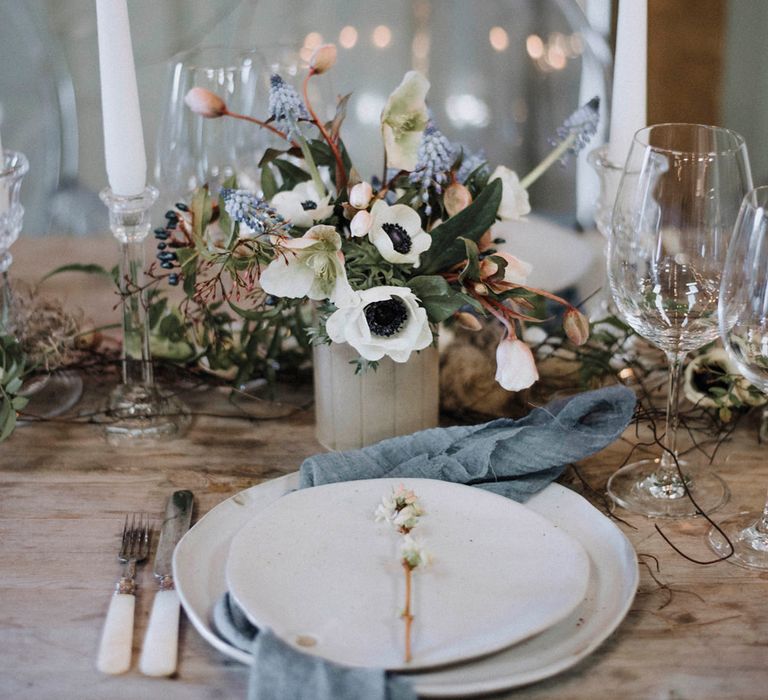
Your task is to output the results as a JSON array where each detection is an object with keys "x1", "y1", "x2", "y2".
[
  {"x1": 0, "y1": 150, "x2": 29, "y2": 331},
  {"x1": 100, "y1": 186, "x2": 189, "y2": 442}
]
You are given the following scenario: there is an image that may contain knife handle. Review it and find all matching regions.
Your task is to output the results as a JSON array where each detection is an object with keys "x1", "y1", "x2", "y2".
[
  {"x1": 97, "y1": 592, "x2": 135, "y2": 674},
  {"x1": 139, "y1": 588, "x2": 181, "y2": 677}
]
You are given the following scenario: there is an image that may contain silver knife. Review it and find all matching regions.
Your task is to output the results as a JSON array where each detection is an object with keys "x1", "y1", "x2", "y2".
[{"x1": 139, "y1": 490, "x2": 194, "y2": 677}]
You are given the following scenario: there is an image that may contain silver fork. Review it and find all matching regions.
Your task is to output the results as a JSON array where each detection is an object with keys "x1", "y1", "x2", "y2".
[{"x1": 96, "y1": 514, "x2": 152, "y2": 674}]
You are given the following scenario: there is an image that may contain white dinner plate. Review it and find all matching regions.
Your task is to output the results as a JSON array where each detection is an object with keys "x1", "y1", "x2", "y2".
[
  {"x1": 225, "y1": 478, "x2": 590, "y2": 671},
  {"x1": 174, "y1": 475, "x2": 638, "y2": 697}
]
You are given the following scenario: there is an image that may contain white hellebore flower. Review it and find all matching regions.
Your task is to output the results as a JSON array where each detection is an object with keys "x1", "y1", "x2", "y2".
[
  {"x1": 259, "y1": 225, "x2": 353, "y2": 305},
  {"x1": 381, "y1": 71, "x2": 430, "y2": 171},
  {"x1": 368, "y1": 199, "x2": 431, "y2": 267},
  {"x1": 270, "y1": 181, "x2": 334, "y2": 229},
  {"x1": 326, "y1": 285, "x2": 432, "y2": 363},
  {"x1": 489, "y1": 166, "x2": 531, "y2": 221},
  {"x1": 495, "y1": 336, "x2": 539, "y2": 391}
]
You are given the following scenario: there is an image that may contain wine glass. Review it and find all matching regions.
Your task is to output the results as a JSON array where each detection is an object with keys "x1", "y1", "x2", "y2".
[
  {"x1": 711, "y1": 186, "x2": 768, "y2": 566},
  {"x1": 155, "y1": 46, "x2": 273, "y2": 207},
  {"x1": 607, "y1": 123, "x2": 752, "y2": 517}
]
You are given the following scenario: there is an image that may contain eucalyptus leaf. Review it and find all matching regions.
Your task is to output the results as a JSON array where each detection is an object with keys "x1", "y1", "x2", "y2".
[
  {"x1": 457, "y1": 237, "x2": 481, "y2": 284},
  {"x1": 39, "y1": 263, "x2": 112, "y2": 283},
  {"x1": 273, "y1": 159, "x2": 311, "y2": 189},
  {"x1": 409, "y1": 275, "x2": 467, "y2": 323},
  {"x1": 190, "y1": 187, "x2": 213, "y2": 243}
]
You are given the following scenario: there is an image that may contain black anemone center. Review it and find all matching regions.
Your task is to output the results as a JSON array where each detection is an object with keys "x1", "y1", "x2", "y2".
[
  {"x1": 381, "y1": 222, "x2": 412, "y2": 254},
  {"x1": 364, "y1": 298, "x2": 408, "y2": 337},
  {"x1": 301, "y1": 200, "x2": 318, "y2": 211},
  {"x1": 691, "y1": 363, "x2": 730, "y2": 395}
]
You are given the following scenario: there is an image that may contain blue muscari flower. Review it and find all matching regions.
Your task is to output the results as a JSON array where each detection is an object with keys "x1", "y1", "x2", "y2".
[
  {"x1": 554, "y1": 96, "x2": 600, "y2": 157},
  {"x1": 268, "y1": 74, "x2": 310, "y2": 140},
  {"x1": 408, "y1": 120, "x2": 454, "y2": 215},
  {"x1": 456, "y1": 146, "x2": 490, "y2": 184},
  {"x1": 220, "y1": 188, "x2": 284, "y2": 234}
]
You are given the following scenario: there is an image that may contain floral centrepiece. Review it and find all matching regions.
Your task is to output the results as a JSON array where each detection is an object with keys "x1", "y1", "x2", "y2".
[{"x1": 161, "y1": 44, "x2": 600, "y2": 392}]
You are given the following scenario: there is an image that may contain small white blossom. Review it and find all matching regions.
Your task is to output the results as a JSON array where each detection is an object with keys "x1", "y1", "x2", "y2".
[
  {"x1": 349, "y1": 182, "x2": 373, "y2": 209},
  {"x1": 401, "y1": 534, "x2": 431, "y2": 569}
]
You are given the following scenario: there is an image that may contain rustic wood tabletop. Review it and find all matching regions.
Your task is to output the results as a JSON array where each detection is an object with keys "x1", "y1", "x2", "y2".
[{"x1": 2, "y1": 236, "x2": 767, "y2": 699}]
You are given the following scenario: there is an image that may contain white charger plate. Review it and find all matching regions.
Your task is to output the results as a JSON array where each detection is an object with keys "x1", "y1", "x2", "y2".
[
  {"x1": 225, "y1": 478, "x2": 590, "y2": 671},
  {"x1": 174, "y1": 474, "x2": 638, "y2": 697}
]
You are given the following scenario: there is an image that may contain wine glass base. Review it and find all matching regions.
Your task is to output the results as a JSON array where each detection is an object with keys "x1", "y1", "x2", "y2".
[
  {"x1": 708, "y1": 513, "x2": 768, "y2": 569},
  {"x1": 105, "y1": 384, "x2": 190, "y2": 444},
  {"x1": 607, "y1": 458, "x2": 729, "y2": 518},
  {"x1": 18, "y1": 370, "x2": 83, "y2": 420}
]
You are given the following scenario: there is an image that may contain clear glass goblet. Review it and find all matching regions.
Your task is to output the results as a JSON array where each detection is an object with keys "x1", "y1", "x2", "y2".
[
  {"x1": 607, "y1": 123, "x2": 752, "y2": 517},
  {"x1": 155, "y1": 46, "x2": 272, "y2": 207},
  {"x1": 711, "y1": 186, "x2": 768, "y2": 566}
]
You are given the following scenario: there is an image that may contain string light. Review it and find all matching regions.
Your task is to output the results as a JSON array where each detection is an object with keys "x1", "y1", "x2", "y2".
[
  {"x1": 339, "y1": 26, "x2": 358, "y2": 49},
  {"x1": 489, "y1": 26, "x2": 509, "y2": 51},
  {"x1": 372, "y1": 25, "x2": 392, "y2": 48}
]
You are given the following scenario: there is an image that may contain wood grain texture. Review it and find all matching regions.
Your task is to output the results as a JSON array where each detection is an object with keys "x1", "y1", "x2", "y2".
[{"x1": 2, "y1": 237, "x2": 768, "y2": 699}]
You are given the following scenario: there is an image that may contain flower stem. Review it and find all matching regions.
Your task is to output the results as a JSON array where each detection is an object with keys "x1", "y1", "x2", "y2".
[
  {"x1": 221, "y1": 108, "x2": 295, "y2": 145},
  {"x1": 302, "y1": 71, "x2": 348, "y2": 191},
  {"x1": 519, "y1": 132, "x2": 577, "y2": 190},
  {"x1": 296, "y1": 134, "x2": 327, "y2": 196},
  {"x1": 402, "y1": 561, "x2": 413, "y2": 663}
]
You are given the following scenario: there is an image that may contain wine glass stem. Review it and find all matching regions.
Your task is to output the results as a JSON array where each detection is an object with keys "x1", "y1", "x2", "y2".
[{"x1": 658, "y1": 351, "x2": 686, "y2": 476}]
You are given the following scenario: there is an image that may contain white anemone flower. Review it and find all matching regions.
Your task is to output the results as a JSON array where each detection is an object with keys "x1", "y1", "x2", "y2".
[
  {"x1": 326, "y1": 285, "x2": 432, "y2": 362},
  {"x1": 368, "y1": 199, "x2": 431, "y2": 267},
  {"x1": 270, "y1": 181, "x2": 335, "y2": 229},
  {"x1": 489, "y1": 166, "x2": 531, "y2": 221},
  {"x1": 259, "y1": 225, "x2": 353, "y2": 305}
]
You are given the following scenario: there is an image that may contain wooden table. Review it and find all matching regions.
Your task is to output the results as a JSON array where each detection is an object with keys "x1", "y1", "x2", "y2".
[{"x1": 2, "y1": 237, "x2": 768, "y2": 699}]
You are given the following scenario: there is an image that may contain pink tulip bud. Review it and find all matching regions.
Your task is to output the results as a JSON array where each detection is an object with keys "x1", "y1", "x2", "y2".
[
  {"x1": 455, "y1": 311, "x2": 483, "y2": 331},
  {"x1": 350, "y1": 209, "x2": 372, "y2": 238},
  {"x1": 443, "y1": 183, "x2": 472, "y2": 216},
  {"x1": 495, "y1": 337, "x2": 539, "y2": 391},
  {"x1": 349, "y1": 182, "x2": 373, "y2": 209},
  {"x1": 563, "y1": 307, "x2": 590, "y2": 346},
  {"x1": 184, "y1": 87, "x2": 227, "y2": 118},
  {"x1": 309, "y1": 44, "x2": 338, "y2": 74}
]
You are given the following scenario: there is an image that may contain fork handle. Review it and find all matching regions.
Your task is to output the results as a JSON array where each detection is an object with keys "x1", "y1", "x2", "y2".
[
  {"x1": 139, "y1": 589, "x2": 181, "y2": 676},
  {"x1": 97, "y1": 593, "x2": 135, "y2": 674}
]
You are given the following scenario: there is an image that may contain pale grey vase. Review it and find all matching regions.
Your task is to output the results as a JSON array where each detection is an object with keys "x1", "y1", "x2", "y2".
[{"x1": 313, "y1": 343, "x2": 439, "y2": 451}]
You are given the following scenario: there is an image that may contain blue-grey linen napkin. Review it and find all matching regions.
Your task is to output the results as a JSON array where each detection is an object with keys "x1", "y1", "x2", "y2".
[{"x1": 214, "y1": 385, "x2": 636, "y2": 700}]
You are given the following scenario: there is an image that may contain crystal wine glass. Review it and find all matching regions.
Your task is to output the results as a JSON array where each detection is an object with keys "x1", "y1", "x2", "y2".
[
  {"x1": 155, "y1": 46, "x2": 272, "y2": 207},
  {"x1": 607, "y1": 123, "x2": 752, "y2": 517},
  {"x1": 711, "y1": 186, "x2": 768, "y2": 566}
]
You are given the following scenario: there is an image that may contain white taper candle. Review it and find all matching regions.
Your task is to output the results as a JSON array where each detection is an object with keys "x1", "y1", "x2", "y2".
[
  {"x1": 96, "y1": 0, "x2": 147, "y2": 196},
  {"x1": 607, "y1": 0, "x2": 647, "y2": 166}
]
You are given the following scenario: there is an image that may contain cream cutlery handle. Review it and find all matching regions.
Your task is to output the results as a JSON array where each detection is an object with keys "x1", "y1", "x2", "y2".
[
  {"x1": 139, "y1": 589, "x2": 181, "y2": 677},
  {"x1": 97, "y1": 592, "x2": 135, "y2": 674}
]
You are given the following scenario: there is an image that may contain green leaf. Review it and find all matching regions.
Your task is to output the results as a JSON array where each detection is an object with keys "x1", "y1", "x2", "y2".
[
  {"x1": 190, "y1": 187, "x2": 213, "y2": 243},
  {"x1": 220, "y1": 173, "x2": 238, "y2": 191},
  {"x1": 273, "y1": 159, "x2": 311, "y2": 189},
  {"x1": 39, "y1": 263, "x2": 112, "y2": 283},
  {"x1": 148, "y1": 297, "x2": 168, "y2": 330},
  {"x1": 258, "y1": 147, "x2": 291, "y2": 168},
  {"x1": 409, "y1": 275, "x2": 467, "y2": 323},
  {"x1": 419, "y1": 178, "x2": 502, "y2": 275},
  {"x1": 261, "y1": 163, "x2": 278, "y2": 200},
  {"x1": 457, "y1": 237, "x2": 481, "y2": 284},
  {"x1": 221, "y1": 209, "x2": 236, "y2": 250},
  {"x1": 0, "y1": 399, "x2": 15, "y2": 443},
  {"x1": 228, "y1": 299, "x2": 265, "y2": 321}
]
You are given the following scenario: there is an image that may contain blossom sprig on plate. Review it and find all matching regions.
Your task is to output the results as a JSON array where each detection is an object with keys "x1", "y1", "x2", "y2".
[
  {"x1": 374, "y1": 484, "x2": 430, "y2": 663},
  {"x1": 170, "y1": 42, "x2": 600, "y2": 391}
]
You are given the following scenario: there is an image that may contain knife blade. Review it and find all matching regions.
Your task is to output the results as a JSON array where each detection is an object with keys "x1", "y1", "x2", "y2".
[{"x1": 139, "y1": 490, "x2": 194, "y2": 677}]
